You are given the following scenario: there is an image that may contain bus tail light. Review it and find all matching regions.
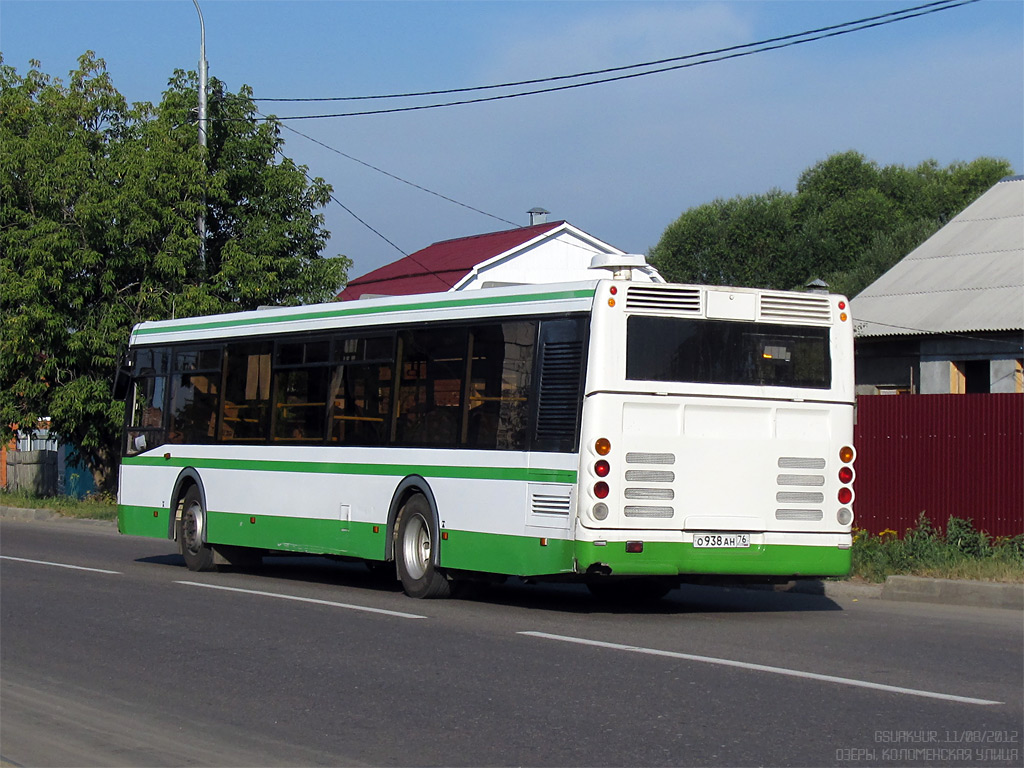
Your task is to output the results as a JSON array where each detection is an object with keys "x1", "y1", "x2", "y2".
[
  {"x1": 625, "y1": 541, "x2": 643, "y2": 553},
  {"x1": 838, "y1": 487, "x2": 853, "y2": 505},
  {"x1": 595, "y1": 460, "x2": 609, "y2": 477},
  {"x1": 592, "y1": 503, "x2": 609, "y2": 521},
  {"x1": 838, "y1": 466, "x2": 854, "y2": 484},
  {"x1": 595, "y1": 438, "x2": 611, "y2": 456},
  {"x1": 840, "y1": 445, "x2": 855, "y2": 464},
  {"x1": 594, "y1": 482, "x2": 609, "y2": 499}
]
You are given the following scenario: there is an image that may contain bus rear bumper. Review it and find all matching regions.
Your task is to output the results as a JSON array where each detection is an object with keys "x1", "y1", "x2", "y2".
[{"x1": 574, "y1": 531, "x2": 852, "y2": 578}]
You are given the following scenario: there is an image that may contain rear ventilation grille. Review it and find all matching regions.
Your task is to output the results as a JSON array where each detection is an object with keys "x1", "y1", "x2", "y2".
[
  {"x1": 624, "y1": 488, "x2": 675, "y2": 500},
  {"x1": 777, "y1": 491, "x2": 825, "y2": 504},
  {"x1": 776, "y1": 509, "x2": 824, "y2": 521},
  {"x1": 625, "y1": 470, "x2": 675, "y2": 483},
  {"x1": 626, "y1": 452, "x2": 675, "y2": 465},
  {"x1": 760, "y1": 293, "x2": 832, "y2": 324},
  {"x1": 626, "y1": 285, "x2": 701, "y2": 314},
  {"x1": 776, "y1": 457, "x2": 826, "y2": 521},
  {"x1": 622, "y1": 452, "x2": 676, "y2": 519},
  {"x1": 777, "y1": 474, "x2": 825, "y2": 487},
  {"x1": 624, "y1": 506, "x2": 674, "y2": 519},
  {"x1": 779, "y1": 457, "x2": 826, "y2": 470}
]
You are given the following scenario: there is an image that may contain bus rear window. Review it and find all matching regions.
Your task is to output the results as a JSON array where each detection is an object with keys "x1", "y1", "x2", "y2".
[{"x1": 626, "y1": 316, "x2": 831, "y2": 389}]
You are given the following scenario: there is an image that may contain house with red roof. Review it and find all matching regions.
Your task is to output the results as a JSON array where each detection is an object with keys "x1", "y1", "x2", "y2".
[{"x1": 338, "y1": 217, "x2": 663, "y2": 301}]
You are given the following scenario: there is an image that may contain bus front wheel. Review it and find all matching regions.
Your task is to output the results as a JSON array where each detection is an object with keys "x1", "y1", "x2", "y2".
[
  {"x1": 395, "y1": 494, "x2": 450, "y2": 599},
  {"x1": 179, "y1": 486, "x2": 216, "y2": 572}
]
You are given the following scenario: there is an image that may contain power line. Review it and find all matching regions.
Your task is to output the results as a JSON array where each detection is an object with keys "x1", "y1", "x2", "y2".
[
  {"x1": 258, "y1": 0, "x2": 977, "y2": 120},
  {"x1": 274, "y1": 120, "x2": 520, "y2": 229},
  {"x1": 272, "y1": 134, "x2": 461, "y2": 287},
  {"x1": 255, "y1": 0, "x2": 966, "y2": 104}
]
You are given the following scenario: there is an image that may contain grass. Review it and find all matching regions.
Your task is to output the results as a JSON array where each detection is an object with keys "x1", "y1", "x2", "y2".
[
  {"x1": 0, "y1": 489, "x2": 118, "y2": 521},
  {"x1": 851, "y1": 513, "x2": 1024, "y2": 583}
]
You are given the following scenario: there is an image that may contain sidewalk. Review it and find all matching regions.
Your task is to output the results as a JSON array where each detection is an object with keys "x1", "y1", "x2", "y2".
[
  {"x1": 786, "y1": 575, "x2": 1023, "y2": 611},
  {"x1": 2, "y1": 504, "x2": 1021, "y2": 610}
]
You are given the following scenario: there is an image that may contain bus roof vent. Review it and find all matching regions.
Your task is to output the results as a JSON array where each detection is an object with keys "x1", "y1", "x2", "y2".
[
  {"x1": 625, "y1": 285, "x2": 701, "y2": 314},
  {"x1": 759, "y1": 292, "x2": 832, "y2": 324}
]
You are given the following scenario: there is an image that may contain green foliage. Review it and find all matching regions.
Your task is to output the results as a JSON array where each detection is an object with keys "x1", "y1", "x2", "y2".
[
  {"x1": 0, "y1": 489, "x2": 117, "y2": 521},
  {"x1": 0, "y1": 52, "x2": 351, "y2": 488},
  {"x1": 649, "y1": 150, "x2": 1014, "y2": 294},
  {"x1": 851, "y1": 514, "x2": 1024, "y2": 583}
]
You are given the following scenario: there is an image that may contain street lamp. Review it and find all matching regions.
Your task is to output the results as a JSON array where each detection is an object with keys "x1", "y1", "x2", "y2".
[{"x1": 193, "y1": 0, "x2": 208, "y2": 270}]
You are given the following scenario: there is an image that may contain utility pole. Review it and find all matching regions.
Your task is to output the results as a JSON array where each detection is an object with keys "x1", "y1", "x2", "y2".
[{"x1": 193, "y1": 0, "x2": 208, "y2": 271}]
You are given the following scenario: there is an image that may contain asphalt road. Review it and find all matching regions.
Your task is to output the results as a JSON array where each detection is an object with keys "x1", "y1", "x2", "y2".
[{"x1": 2, "y1": 518, "x2": 1021, "y2": 768}]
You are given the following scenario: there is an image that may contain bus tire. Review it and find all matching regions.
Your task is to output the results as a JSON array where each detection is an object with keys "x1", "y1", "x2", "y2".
[
  {"x1": 395, "y1": 494, "x2": 450, "y2": 599},
  {"x1": 180, "y1": 485, "x2": 216, "y2": 572}
]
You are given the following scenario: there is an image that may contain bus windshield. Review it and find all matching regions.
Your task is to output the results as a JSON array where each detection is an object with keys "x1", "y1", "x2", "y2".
[{"x1": 626, "y1": 315, "x2": 831, "y2": 389}]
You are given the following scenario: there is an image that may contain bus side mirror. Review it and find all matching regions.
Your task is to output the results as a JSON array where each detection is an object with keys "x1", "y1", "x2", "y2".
[{"x1": 113, "y1": 364, "x2": 132, "y2": 400}]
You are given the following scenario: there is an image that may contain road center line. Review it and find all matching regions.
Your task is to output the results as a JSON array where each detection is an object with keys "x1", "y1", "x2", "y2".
[
  {"x1": 518, "y1": 631, "x2": 1002, "y2": 706},
  {"x1": 176, "y1": 580, "x2": 428, "y2": 620},
  {"x1": 0, "y1": 555, "x2": 121, "y2": 575}
]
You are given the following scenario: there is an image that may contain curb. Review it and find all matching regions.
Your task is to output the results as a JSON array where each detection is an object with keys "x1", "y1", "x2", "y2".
[
  {"x1": 1, "y1": 504, "x2": 59, "y2": 521},
  {"x1": 881, "y1": 574, "x2": 1024, "y2": 611}
]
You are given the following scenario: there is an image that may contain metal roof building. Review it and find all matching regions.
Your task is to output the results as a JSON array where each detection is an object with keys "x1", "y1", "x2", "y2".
[
  {"x1": 338, "y1": 219, "x2": 663, "y2": 301},
  {"x1": 851, "y1": 176, "x2": 1023, "y2": 394}
]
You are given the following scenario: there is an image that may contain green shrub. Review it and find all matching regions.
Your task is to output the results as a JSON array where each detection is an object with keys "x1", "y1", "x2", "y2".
[{"x1": 851, "y1": 514, "x2": 1023, "y2": 582}]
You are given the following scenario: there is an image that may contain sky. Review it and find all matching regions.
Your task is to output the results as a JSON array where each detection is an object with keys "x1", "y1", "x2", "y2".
[{"x1": 2, "y1": 0, "x2": 1021, "y2": 282}]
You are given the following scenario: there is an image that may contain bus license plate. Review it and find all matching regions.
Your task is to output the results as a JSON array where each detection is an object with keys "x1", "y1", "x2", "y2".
[{"x1": 693, "y1": 533, "x2": 750, "y2": 548}]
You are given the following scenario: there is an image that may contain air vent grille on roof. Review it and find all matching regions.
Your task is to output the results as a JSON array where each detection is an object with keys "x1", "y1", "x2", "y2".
[
  {"x1": 760, "y1": 292, "x2": 832, "y2": 323},
  {"x1": 626, "y1": 285, "x2": 701, "y2": 314}
]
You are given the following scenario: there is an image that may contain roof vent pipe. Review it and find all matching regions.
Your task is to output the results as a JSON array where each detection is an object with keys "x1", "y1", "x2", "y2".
[
  {"x1": 528, "y1": 207, "x2": 549, "y2": 226},
  {"x1": 590, "y1": 253, "x2": 649, "y2": 281}
]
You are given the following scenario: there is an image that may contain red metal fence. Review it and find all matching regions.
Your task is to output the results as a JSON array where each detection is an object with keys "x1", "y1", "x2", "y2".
[{"x1": 853, "y1": 394, "x2": 1023, "y2": 538}]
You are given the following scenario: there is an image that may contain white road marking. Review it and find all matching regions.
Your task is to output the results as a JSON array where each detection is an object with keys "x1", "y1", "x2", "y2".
[
  {"x1": 518, "y1": 631, "x2": 1003, "y2": 706},
  {"x1": 0, "y1": 555, "x2": 121, "y2": 575},
  {"x1": 176, "y1": 580, "x2": 428, "y2": 619}
]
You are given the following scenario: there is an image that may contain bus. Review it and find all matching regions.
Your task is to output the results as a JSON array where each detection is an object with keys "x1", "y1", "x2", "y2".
[{"x1": 116, "y1": 266, "x2": 856, "y2": 599}]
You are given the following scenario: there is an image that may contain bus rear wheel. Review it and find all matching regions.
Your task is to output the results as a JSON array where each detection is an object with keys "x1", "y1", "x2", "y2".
[
  {"x1": 395, "y1": 494, "x2": 450, "y2": 599},
  {"x1": 179, "y1": 486, "x2": 216, "y2": 572}
]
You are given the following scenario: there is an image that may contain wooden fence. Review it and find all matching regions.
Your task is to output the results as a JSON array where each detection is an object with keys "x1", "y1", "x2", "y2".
[{"x1": 853, "y1": 393, "x2": 1023, "y2": 538}]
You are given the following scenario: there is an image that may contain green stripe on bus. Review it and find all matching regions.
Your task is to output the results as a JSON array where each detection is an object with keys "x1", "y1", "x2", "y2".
[
  {"x1": 134, "y1": 287, "x2": 597, "y2": 337},
  {"x1": 117, "y1": 503, "x2": 849, "y2": 580},
  {"x1": 439, "y1": 528, "x2": 576, "y2": 576},
  {"x1": 118, "y1": 504, "x2": 170, "y2": 538},
  {"x1": 209, "y1": 512, "x2": 385, "y2": 559},
  {"x1": 121, "y1": 455, "x2": 577, "y2": 484},
  {"x1": 574, "y1": 539, "x2": 851, "y2": 577}
]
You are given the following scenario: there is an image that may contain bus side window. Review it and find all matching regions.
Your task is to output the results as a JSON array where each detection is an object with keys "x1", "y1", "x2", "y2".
[
  {"x1": 395, "y1": 327, "x2": 467, "y2": 447},
  {"x1": 220, "y1": 341, "x2": 272, "y2": 442},
  {"x1": 465, "y1": 321, "x2": 536, "y2": 450},
  {"x1": 271, "y1": 338, "x2": 332, "y2": 443},
  {"x1": 168, "y1": 346, "x2": 222, "y2": 445},
  {"x1": 124, "y1": 347, "x2": 170, "y2": 456}
]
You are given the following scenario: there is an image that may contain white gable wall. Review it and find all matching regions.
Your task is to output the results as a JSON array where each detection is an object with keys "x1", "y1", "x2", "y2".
[{"x1": 453, "y1": 226, "x2": 663, "y2": 290}]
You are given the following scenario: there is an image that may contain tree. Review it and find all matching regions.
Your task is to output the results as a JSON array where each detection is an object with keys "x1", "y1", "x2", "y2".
[
  {"x1": 649, "y1": 151, "x2": 1014, "y2": 296},
  {"x1": 0, "y1": 53, "x2": 351, "y2": 490}
]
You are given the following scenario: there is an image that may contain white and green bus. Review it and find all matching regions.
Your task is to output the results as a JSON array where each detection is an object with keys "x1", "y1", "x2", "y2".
[{"x1": 117, "y1": 271, "x2": 856, "y2": 598}]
